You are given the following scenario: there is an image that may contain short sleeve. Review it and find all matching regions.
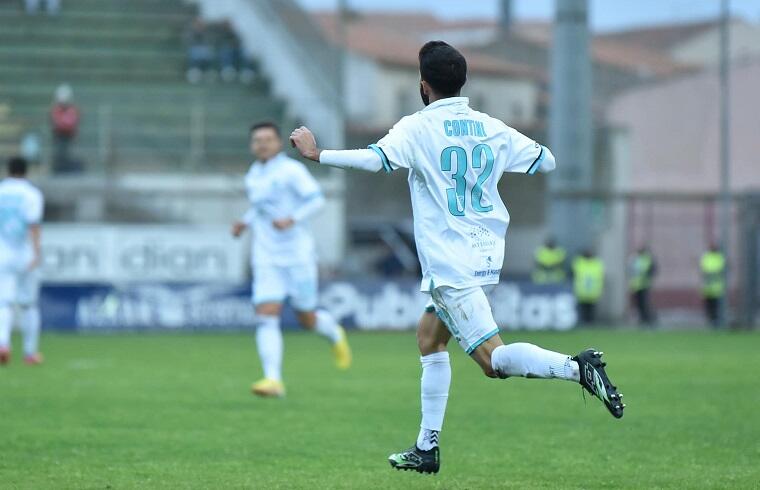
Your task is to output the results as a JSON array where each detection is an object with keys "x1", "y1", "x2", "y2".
[
  {"x1": 290, "y1": 163, "x2": 322, "y2": 199},
  {"x1": 25, "y1": 188, "x2": 43, "y2": 224},
  {"x1": 368, "y1": 115, "x2": 417, "y2": 173},
  {"x1": 504, "y1": 128, "x2": 545, "y2": 175}
]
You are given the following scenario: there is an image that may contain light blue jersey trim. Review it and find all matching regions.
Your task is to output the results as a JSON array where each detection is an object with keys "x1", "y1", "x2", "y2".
[
  {"x1": 465, "y1": 328, "x2": 500, "y2": 354},
  {"x1": 301, "y1": 191, "x2": 324, "y2": 201},
  {"x1": 527, "y1": 146, "x2": 546, "y2": 175},
  {"x1": 368, "y1": 144, "x2": 393, "y2": 173}
]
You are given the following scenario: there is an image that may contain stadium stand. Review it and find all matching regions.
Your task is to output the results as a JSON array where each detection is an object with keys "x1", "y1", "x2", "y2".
[{"x1": 0, "y1": 0, "x2": 288, "y2": 172}]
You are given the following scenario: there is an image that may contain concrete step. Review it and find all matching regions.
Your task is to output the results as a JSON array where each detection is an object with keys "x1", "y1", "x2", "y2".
[
  {"x1": 0, "y1": 65, "x2": 182, "y2": 83},
  {"x1": 0, "y1": 8, "x2": 192, "y2": 29},
  {"x1": 5, "y1": 97, "x2": 282, "y2": 121},
  {"x1": 0, "y1": 84, "x2": 271, "y2": 108},
  {"x1": 0, "y1": 46, "x2": 186, "y2": 71},
  {"x1": 1, "y1": 0, "x2": 194, "y2": 15}
]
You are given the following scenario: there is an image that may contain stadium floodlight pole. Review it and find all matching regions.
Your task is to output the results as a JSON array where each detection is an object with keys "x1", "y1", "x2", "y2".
[
  {"x1": 718, "y1": 0, "x2": 731, "y2": 327},
  {"x1": 548, "y1": 0, "x2": 594, "y2": 257},
  {"x1": 337, "y1": 0, "x2": 349, "y2": 126},
  {"x1": 335, "y1": 0, "x2": 350, "y2": 259}
]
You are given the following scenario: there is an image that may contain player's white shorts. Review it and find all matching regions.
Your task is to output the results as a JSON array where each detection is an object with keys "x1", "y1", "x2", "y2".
[
  {"x1": 429, "y1": 285, "x2": 499, "y2": 354},
  {"x1": 0, "y1": 268, "x2": 40, "y2": 306},
  {"x1": 252, "y1": 263, "x2": 318, "y2": 312}
]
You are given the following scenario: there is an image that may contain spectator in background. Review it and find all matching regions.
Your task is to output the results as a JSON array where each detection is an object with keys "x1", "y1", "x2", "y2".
[
  {"x1": 239, "y1": 56, "x2": 258, "y2": 85},
  {"x1": 217, "y1": 21, "x2": 242, "y2": 82},
  {"x1": 374, "y1": 243, "x2": 405, "y2": 278},
  {"x1": 628, "y1": 246, "x2": 657, "y2": 327},
  {"x1": 24, "y1": 0, "x2": 60, "y2": 15},
  {"x1": 49, "y1": 84, "x2": 80, "y2": 173},
  {"x1": 572, "y1": 248, "x2": 605, "y2": 325},
  {"x1": 532, "y1": 237, "x2": 567, "y2": 284},
  {"x1": 701, "y1": 243, "x2": 726, "y2": 328},
  {"x1": 184, "y1": 18, "x2": 214, "y2": 84}
]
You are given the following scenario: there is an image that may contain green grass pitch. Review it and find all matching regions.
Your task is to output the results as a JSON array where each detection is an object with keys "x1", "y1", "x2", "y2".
[{"x1": 1, "y1": 329, "x2": 759, "y2": 489}]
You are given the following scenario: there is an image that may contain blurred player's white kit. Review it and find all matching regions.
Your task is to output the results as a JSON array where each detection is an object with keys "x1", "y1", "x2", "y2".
[
  {"x1": 369, "y1": 97, "x2": 547, "y2": 291},
  {"x1": 240, "y1": 147, "x2": 351, "y2": 397},
  {"x1": 324, "y1": 96, "x2": 553, "y2": 353},
  {"x1": 0, "y1": 176, "x2": 44, "y2": 363},
  {"x1": 242, "y1": 152, "x2": 324, "y2": 309}
]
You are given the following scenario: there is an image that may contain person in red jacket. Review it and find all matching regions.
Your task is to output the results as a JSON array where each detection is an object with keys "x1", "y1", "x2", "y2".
[{"x1": 49, "y1": 84, "x2": 80, "y2": 173}]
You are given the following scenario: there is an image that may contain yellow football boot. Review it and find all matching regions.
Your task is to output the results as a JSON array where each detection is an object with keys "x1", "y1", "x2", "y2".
[
  {"x1": 251, "y1": 378, "x2": 286, "y2": 398},
  {"x1": 333, "y1": 326, "x2": 352, "y2": 370}
]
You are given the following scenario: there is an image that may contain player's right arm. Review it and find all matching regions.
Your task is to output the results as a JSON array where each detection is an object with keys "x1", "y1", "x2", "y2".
[
  {"x1": 290, "y1": 118, "x2": 416, "y2": 173},
  {"x1": 289, "y1": 126, "x2": 384, "y2": 172},
  {"x1": 231, "y1": 208, "x2": 255, "y2": 238}
]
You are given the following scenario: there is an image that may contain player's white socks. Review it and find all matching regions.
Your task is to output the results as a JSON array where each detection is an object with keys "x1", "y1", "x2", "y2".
[
  {"x1": 417, "y1": 351, "x2": 451, "y2": 451},
  {"x1": 255, "y1": 315, "x2": 283, "y2": 382},
  {"x1": 313, "y1": 310, "x2": 342, "y2": 344},
  {"x1": 490, "y1": 342, "x2": 580, "y2": 382},
  {"x1": 0, "y1": 305, "x2": 11, "y2": 350},
  {"x1": 19, "y1": 306, "x2": 40, "y2": 356}
]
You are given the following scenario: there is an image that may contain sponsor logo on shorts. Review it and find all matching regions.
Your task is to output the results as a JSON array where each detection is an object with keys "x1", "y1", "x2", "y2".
[{"x1": 474, "y1": 269, "x2": 501, "y2": 278}]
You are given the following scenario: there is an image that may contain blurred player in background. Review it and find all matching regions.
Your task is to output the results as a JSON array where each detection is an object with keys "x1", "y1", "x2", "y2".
[
  {"x1": 0, "y1": 156, "x2": 44, "y2": 365},
  {"x1": 232, "y1": 122, "x2": 351, "y2": 398},
  {"x1": 290, "y1": 41, "x2": 625, "y2": 474}
]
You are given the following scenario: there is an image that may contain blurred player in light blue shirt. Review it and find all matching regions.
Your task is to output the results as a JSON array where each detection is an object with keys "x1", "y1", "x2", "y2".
[
  {"x1": 0, "y1": 156, "x2": 44, "y2": 365},
  {"x1": 231, "y1": 122, "x2": 351, "y2": 398}
]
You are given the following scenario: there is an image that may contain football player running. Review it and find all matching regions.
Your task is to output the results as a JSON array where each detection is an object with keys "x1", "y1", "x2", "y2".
[
  {"x1": 233, "y1": 122, "x2": 352, "y2": 398},
  {"x1": 290, "y1": 42, "x2": 624, "y2": 473}
]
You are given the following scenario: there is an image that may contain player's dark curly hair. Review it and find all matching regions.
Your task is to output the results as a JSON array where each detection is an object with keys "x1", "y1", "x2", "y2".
[
  {"x1": 7, "y1": 156, "x2": 27, "y2": 176},
  {"x1": 250, "y1": 121, "x2": 281, "y2": 138},
  {"x1": 418, "y1": 41, "x2": 467, "y2": 96}
]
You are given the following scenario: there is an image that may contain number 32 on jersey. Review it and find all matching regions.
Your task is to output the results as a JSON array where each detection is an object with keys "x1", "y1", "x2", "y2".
[{"x1": 440, "y1": 144, "x2": 494, "y2": 216}]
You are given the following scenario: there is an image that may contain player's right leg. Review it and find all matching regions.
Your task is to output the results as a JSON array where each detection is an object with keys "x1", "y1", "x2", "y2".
[
  {"x1": 0, "y1": 271, "x2": 17, "y2": 365},
  {"x1": 250, "y1": 265, "x2": 287, "y2": 398},
  {"x1": 389, "y1": 305, "x2": 450, "y2": 474},
  {"x1": 0, "y1": 303, "x2": 11, "y2": 365}
]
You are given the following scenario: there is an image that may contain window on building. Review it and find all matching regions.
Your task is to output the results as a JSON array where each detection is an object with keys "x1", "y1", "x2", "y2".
[
  {"x1": 470, "y1": 93, "x2": 486, "y2": 112},
  {"x1": 512, "y1": 102, "x2": 524, "y2": 122},
  {"x1": 397, "y1": 90, "x2": 415, "y2": 119}
]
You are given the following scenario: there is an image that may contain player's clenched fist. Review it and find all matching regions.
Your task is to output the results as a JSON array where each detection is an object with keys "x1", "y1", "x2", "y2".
[
  {"x1": 289, "y1": 126, "x2": 321, "y2": 162},
  {"x1": 231, "y1": 221, "x2": 247, "y2": 238}
]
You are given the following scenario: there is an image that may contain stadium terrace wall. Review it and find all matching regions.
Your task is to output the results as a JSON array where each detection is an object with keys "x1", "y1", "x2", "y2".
[{"x1": 40, "y1": 280, "x2": 577, "y2": 332}]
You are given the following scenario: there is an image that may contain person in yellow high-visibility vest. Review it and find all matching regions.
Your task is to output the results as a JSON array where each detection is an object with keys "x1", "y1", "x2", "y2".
[
  {"x1": 572, "y1": 249, "x2": 605, "y2": 325},
  {"x1": 628, "y1": 246, "x2": 657, "y2": 327},
  {"x1": 701, "y1": 243, "x2": 726, "y2": 328},
  {"x1": 532, "y1": 237, "x2": 567, "y2": 284}
]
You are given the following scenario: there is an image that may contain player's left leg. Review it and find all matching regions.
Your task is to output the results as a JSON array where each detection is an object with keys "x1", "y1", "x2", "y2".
[
  {"x1": 16, "y1": 269, "x2": 42, "y2": 365},
  {"x1": 389, "y1": 306, "x2": 450, "y2": 474},
  {"x1": 288, "y1": 264, "x2": 351, "y2": 369},
  {"x1": 250, "y1": 265, "x2": 287, "y2": 397},
  {"x1": 435, "y1": 286, "x2": 625, "y2": 419}
]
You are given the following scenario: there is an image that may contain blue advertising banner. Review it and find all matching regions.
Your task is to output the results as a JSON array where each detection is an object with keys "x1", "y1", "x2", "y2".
[{"x1": 40, "y1": 279, "x2": 577, "y2": 332}]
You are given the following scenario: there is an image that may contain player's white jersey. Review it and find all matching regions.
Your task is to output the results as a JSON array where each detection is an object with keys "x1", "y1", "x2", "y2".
[
  {"x1": 243, "y1": 153, "x2": 323, "y2": 267},
  {"x1": 0, "y1": 178, "x2": 43, "y2": 271},
  {"x1": 369, "y1": 97, "x2": 549, "y2": 292}
]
